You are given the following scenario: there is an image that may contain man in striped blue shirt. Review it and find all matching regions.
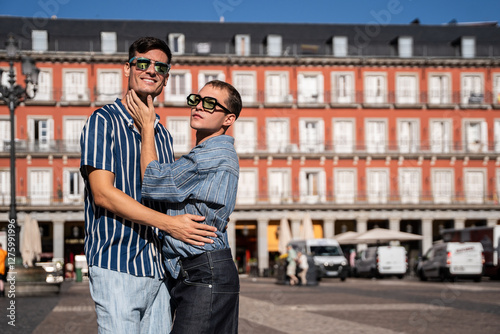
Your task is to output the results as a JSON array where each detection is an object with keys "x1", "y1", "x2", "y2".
[
  {"x1": 80, "y1": 37, "x2": 217, "y2": 334},
  {"x1": 126, "y1": 80, "x2": 242, "y2": 333}
]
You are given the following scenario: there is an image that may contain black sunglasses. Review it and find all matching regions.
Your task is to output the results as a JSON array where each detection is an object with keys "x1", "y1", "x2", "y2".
[
  {"x1": 186, "y1": 94, "x2": 233, "y2": 114},
  {"x1": 129, "y1": 57, "x2": 171, "y2": 75}
]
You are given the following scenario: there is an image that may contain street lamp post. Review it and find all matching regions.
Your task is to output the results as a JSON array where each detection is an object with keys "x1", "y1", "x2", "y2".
[{"x1": 0, "y1": 35, "x2": 39, "y2": 259}]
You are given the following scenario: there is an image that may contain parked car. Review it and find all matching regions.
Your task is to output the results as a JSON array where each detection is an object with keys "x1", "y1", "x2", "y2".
[
  {"x1": 288, "y1": 239, "x2": 348, "y2": 281},
  {"x1": 417, "y1": 242, "x2": 484, "y2": 282},
  {"x1": 354, "y1": 245, "x2": 407, "y2": 279}
]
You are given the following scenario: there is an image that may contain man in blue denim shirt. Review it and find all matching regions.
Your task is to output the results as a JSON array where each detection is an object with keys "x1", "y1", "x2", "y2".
[{"x1": 126, "y1": 80, "x2": 242, "y2": 333}]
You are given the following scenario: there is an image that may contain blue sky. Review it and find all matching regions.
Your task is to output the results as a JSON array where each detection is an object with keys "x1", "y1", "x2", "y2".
[{"x1": 1, "y1": 0, "x2": 499, "y2": 25}]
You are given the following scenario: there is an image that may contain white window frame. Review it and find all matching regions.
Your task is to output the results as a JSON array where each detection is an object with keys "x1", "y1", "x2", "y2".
[
  {"x1": 266, "y1": 35, "x2": 282, "y2": 56},
  {"x1": 198, "y1": 71, "x2": 225, "y2": 91},
  {"x1": 463, "y1": 119, "x2": 488, "y2": 153},
  {"x1": 63, "y1": 116, "x2": 87, "y2": 152},
  {"x1": 28, "y1": 168, "x2": 52, "y2": 205},
  {"x1": 266, "y1": 118, "x2": 290, "y2": 153},
  {"x1": 165, "y1": 70, "x2": 192, "y2": 103},
  {"x1": 237, "y1": 168, "x2": 258, "y2": 205},
  {"x1": 27, "y1": 116, "x2": 54, "y2": 151},
  {"x1": 235, "y1": 34, "x2": 251, "y2": 56},
  {"x1": 233, "y1": 71, "x2": 257, "y2": 104},
  {"x1": 461, "y1": 36, "x2": 476, "y2": 58},
  {"x1": 364, "y1": 73, "x2": 387, "y2": 104},
  {"x1": 493, "y1": 73, "x2": 500, "y2": 105},
  {"x1": 297, "y1": 72, "x2": 324, "y2": 104},
  {"x1": 398, "y1": 36, "x2": 413, "y2": 58},
  {"x1": 428, "y1": 73, "x2": 451, "y2": 105},
  {"x1": 233, "y1": 118, "x2": 257, "y2": 154},
  {"x1": 494, "y1": 119, "x2": 500, "y2": 152},
  {"x1": 62, "y1": 69, "x2": 88, "y2": 102},
  {"x1": 396, "y1": 73, "x2": 418, "y2": 104},
  {"x1": 431, "y1": 168, "x2": 454, "y2": 204},
  {"x1": 0, "y1": 169, "x2": 10, "y2": 205},
  {"x1": 366, "y1": 168, "x2": 389, "y2": 204},
  {"x1": 30, "y1": 68, "x2": 52, "y2": 101},
  {"x1": 299, "y1": 168, "x2": 326, "y2": 204},
  {"x1": 399, "y1": 168, "x2": 421, "y2": 204},
  {"x1": 265, "y1": 71, "x2": 290, "y2": 104},
  {"x1": 97, "y1": 69, "x2": 121, "y2": 102},
  {"x1": 365, "y1": 118, "x2": 388, "y2": 153},
  {"x1": 429, "y1": 119, "x2": 452, "y2": 153},
  {"x1": 169, "y1": 33, "x2": 185, "y2": 55},
  {"x1": 461, "y1": 73, "x2": 484, "y2": 105},
  {"x1": 333, "y1": 118, "x2": 355, "y2": 153},
  {"x1": 0, "y1": 117, "x2": 11, "y2": 152},
  {"x1": 101, "y1": 31, "x2": 117, "y2": 54},
  {"x1": 331, "y1": 72, "x2": 355, "y2": 104},
  {"x1": 397, "y1": 118, "x2": 420, "y2": 153},
  {"x1": 334, "y1": 168, "x2": 357, "y2": 204},
  {"x1": 268, "y1": 168, "x2": 292, "y2": 204},
  {"x1": 32, "y1": 30, "x2": 48, "y2": 52},
  {"x1": 167, "y1": 117, "x2": 191, "y2": 154},
  {"x1": 333, "y1": 36, "x2": 348, "y2": 57},
  {"x1": 299, "y1": 118, "x2": 325, "y2": 153},
  {"x1": 63, "y1": 168, "x2": 84, "y2": 204},
  {"x1": 496, "y1": 169, "x2": 500, "y2": 201},
  {"x1": 464, "y1": 168, "x2": 486, "y2": 204},
  {"x1": 1, "y1": 66, "x2": 16, "y2": 88}
]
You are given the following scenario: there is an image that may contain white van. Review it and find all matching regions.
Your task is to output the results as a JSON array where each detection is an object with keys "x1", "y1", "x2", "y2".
[
  {"x1": 354, "y1": 245, "x2": 407, "y2": 278},
  {"x1": 417, "y1": 242, "x2": 484, "y2": 282},
  {"x1": 288, "y1": 239, "x2": 349, "y2": 281}
]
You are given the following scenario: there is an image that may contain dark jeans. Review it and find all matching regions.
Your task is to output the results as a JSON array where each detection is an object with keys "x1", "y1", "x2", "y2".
[{"x1": 170, "y1": 249, "x2": 239, "y2": 334}]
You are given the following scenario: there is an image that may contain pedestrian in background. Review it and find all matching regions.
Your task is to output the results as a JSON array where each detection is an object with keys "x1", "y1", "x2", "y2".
[
  {"x1": 286, "y1": 245, "x2": 299, "y2": 286},
  {"x1": 297, "y1": 251, "x2": 309, "y2": 286}
]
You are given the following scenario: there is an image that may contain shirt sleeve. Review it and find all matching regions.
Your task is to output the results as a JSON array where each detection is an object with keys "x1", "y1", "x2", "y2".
[
  {"x1": 80, "y1": 112, "x2": 115, "y2": 175},
  {"x1": 141, "y1": 151, "x2": 200, "y2": 202}
]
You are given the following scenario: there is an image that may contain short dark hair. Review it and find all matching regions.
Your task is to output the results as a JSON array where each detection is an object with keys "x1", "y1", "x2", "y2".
[
  {"x1": 204, "y1": 80, "x2": 242, "y2": 119},
  {"x1": 128, "y1": 37, "x2": 172, "y2": 64}
]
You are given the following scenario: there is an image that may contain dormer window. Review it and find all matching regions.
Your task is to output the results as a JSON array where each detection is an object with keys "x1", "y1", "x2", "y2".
[
  {"x1": 398, "y1": 36, "x2": 413, "y2": 58},
  {"x1": 32, "y1": 30, "x2": 48, "y2": 52},
  {"x1": 332, "y1": 36, "x2": 348, "y2": 57},
  {"x1": 235, "y1": 34, "x2": 250, "y2": 56},
  {"x1": 461, "y1": 36, "x2": 475, "y2": 58},
  {"x1": 266, "y1": 35, "x2": 282, "y2": 56},
  {"x1": 169, "y1": 33, "x2": 185, "y2": 55},
  {"x1": 101, "y1": 32, "x2": 117, "y2": 54}
]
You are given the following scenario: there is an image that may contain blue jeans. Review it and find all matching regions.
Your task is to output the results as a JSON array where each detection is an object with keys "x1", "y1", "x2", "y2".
[
  {"x1": 169, "y1": 249, "x2": 239, "y2": 334},
  {"x1": 89, "y1": 266, "x2": 171, "y2": 334}
]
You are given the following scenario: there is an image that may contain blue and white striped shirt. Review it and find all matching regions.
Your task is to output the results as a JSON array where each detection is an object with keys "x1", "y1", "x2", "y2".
[
  {"x1": 80, "y1": 98, "x2": 174, "y2": 278},
  {"x1": 141, "y1": 135, "x2": 239, "y2": 278}
]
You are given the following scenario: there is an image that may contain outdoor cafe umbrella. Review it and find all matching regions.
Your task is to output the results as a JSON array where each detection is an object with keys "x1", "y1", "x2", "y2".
[
  {"x1": 21, "y1": 214, "x2": 42, "y2": 267},
  {"x1": 351, "y1": 228, "x2": 423, "y2": 244},
  {"x1": 334, "y1": 231, "x2": 361, "y2": 245},
  {"x1": 278, "y1": 217, "x2": 292, "y2": 255},
  {"x1": 300, "y1": 213, "x2": 315, "y2": 240}
]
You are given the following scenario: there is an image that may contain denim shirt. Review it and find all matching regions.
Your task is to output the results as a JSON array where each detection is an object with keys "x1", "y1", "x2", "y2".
[{"x1": 141, "y1": 135, "x2": 239, "y2": 278}]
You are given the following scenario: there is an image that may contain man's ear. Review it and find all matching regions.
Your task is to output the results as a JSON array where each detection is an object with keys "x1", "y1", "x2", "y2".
[
  {"x1": 223, "y1": 114, "x2": 237, "y2": 127},
  {"x1": 124, "y1": 62, "x2": 131, "y2": 77}
]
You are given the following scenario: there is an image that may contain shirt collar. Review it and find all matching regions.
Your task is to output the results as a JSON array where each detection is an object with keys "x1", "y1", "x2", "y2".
[{"x1": 113, "y1": 98, "x2": 160, "y2": 131}]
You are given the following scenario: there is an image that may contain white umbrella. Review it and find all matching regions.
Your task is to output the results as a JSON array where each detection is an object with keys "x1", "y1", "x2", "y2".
[
  {"x1": 21, "y1": 214, "x2": 42, "y2": 267},
  {"x1": 300, "y1": 213, "x2": 315, "y2": 240},
  {"x1": 278, "y1": 217, "x2": 292, "y2": 255},
  {"x1": 352, "y1": 228, "x2": 423, "y2": 244},
  {"x1": 334, "y1": 231, "x2": 360, "y2": 245}
]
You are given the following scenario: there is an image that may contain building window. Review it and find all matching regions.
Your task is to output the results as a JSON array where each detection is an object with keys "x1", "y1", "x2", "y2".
[
  {"x1": 496, "y1": 169, "x2": 500, "y2": 201},
  {"x1": 299, "y1": 169, "x2": 326, "y2": 204},
  {"x1": 461, "y1": 36, "x2": 476, "y2": 58},
  {"x1": 198, "y1": 71, "x2": 225, "y2": 91},
  {"x1": 495, "y1": 120, "x2": 500, "y2": 152},
  {"x1": 461, "y1": 74, "x2": 483, "y2": 105},
  {"x1": 334, "y1": 169, "x2": 356, "y2": 204},
  {"x1": 165, "y1": 71, "x2": 192, "y2": 103},
  {"x1": 1, "y1": 67, "x2": 15, "y2": 87},
  {"x1": 64, "y1": 117, "x2": 87, "y2": 152},
  {"x1": 398, "y1": 119, "x2": 419, "y2": 153},
  {"x1": 32, "y1": 30, "x2": 48, "y2": 52},
  {"x1": 29, "y1": 169, "x2": 52, "y2": 205},
  {"x1": 233, "y1": 118, "x2": 256, "y2": 153},
  {"x1": 237, "y1": 169, "x2": 258, "y2": 205},
  {"x1": 432, "y1": 169, "x2": 453, "y2": 204},
  {"x1": 428, "y1": 74, "x2": 451, "y2": 104},
  {"x1": 167, "y1": 117, "x2": 191, "y2": 153},
  {"x1": 430, "y1": 119, "x2": 452, "y2": 153},
  {"x1": 30, "y1": 69, "x2": 52, "y2": 101},
  {"x1": 266, "y1": 119, "x2": 290, "y2": 153},
  {"x1": 333, "y1": 36, "x2": 348, "y2": 57},
  {"x1": 396, "y1": 74, "x2": 418, "y2": 104},
  {"x1": 169, "y1": 33, "x2": 185, "y2": 55},
  {"x1": 63, "y1": 168, "x2": 84, "y2": 204},
  {"x1": 493, "y1": 74, "x2": 500, "y2": 105},
  {"x1": 97, "y1": 69, "x2": 121, "y2": 102},
  {"x1": 464, "y1": 119, "x2": 487, "y2": 153},
  {"x1": 233, "y1": 72, "x2": 256, "y2": 103},
  {"x1": 333, "y1": 119, "x2": 355, "y2": 153},
  {"x1": 298, "y1": 73, "x2": 324, "y2": 104},
  {"x1": 398, "y1": 36, "x2": 413, "y2": 58},
  {"x1": 101, "y1": 32, "x2": 117, "y2": 54},
  {"x1": 28, "y1": 117, "x2": 53, "y2": 151},
  {"x1": 399, "y1": 168, "x2": 421, "y2": 204},
  {"x1": 268, "y1": 169, "x2": 291, "y2": 204},
  {"x1": 265, "y1": 72, "x2": 289, "y2": 103},
  {"x1": 364, "y1": 74, "x2": 386, "y2": 104},
  {"x1": 235, "y1": 34, "x2": 250, "y2": 56},
  {"x1": 299, "y1": 119, "x2": 324, "y2": 153},
  {"x1": 0, "y1": 118, "x2": 11, "y2": 152},
  {"x1": 0, "y1": 170, "x2": 10, "y2": 205},
  {"x1": 464, "y1": 169, "x2": 485, "y2": 204},
  {"x1": 366, "y1": 169, "x2": 388, "y2": 204},
  {"x1": 62, "y1": 69, "x2": 88, "y2": 102},
  {"x1": 331, "y1": 72, "x2": 354, "y2": 104},
  {"x1": 266, "y1": 35, "x2": 282, "y2": 56},
  {"x1": 365, "y1": 119, "x2": 387, "y2": 153}
]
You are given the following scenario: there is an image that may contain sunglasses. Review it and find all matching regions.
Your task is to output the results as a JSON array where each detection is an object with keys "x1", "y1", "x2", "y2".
[
  {"x1": 128, "y1": 57, "x2": 171, "y2": 75},
  {"x1": 186, "y1": 94, "x2": 233, "y2": 114}
]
